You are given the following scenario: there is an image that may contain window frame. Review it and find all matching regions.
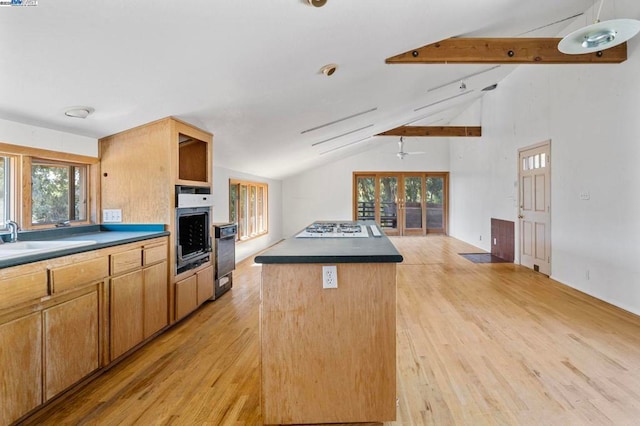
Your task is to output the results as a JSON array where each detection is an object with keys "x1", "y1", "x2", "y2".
[
  {"x1": 0, "y1": 142, "x2": 98, "y2": 232},
  {"x1": 0, "y1": 153, "x2": 18, "y2": 231},
  {"x1": 29, "y1": 158, "x2": 89, "y2": 226},
  {"x1": 229, "y1": 179, "x2": 268, "y2": 242}
]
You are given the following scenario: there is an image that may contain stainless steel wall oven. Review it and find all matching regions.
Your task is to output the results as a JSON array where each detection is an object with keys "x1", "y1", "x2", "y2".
[{"x1": 175, "y1": 186, "x2": 214, "y2": 274}]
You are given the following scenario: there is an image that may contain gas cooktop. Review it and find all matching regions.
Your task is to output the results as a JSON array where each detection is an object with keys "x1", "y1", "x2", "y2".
[{"x1": 295, "y1": 221, "x2": 370, "y2": 238}]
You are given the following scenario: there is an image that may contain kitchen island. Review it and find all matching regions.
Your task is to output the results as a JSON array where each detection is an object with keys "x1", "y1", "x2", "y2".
[{"x1": 254, "y1": 221, "x2": 403, "y2": 425}]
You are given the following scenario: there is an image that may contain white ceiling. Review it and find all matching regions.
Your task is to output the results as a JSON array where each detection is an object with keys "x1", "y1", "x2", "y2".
[{"x1": 0, "y1": 0, "x2": 597, "y2": 179}]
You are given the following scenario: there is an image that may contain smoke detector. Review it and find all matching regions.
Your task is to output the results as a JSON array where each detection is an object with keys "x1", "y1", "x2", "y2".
[{"x1": 307, "y1": 0, "x2": 327, "y2": 7}]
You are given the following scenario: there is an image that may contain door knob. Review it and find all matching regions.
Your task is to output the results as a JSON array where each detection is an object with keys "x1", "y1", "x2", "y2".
[{"x1": 518, "y1": 214, "x2": 524, "y2": 219}]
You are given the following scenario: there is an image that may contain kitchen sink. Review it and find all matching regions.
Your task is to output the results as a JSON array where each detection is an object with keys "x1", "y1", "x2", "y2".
[{"x1": 0, "y1": 240, "x2": 97, "y2": 260}]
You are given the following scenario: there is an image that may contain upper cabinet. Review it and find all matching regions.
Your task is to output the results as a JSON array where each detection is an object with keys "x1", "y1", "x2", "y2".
[
  {"x1": 174, "y1": 120, "x2": 212, "y2": 186},
  {"x1": 99, "y1": 117, "x2": 213, "y2": 224},
  {"x1": 178, "y1": 134, "x2": 208, "y2": 184}
]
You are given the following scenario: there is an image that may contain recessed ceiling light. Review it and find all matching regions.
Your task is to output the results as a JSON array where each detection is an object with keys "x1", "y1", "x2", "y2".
[
  {"x1": 320, "y1": 64, "x2": 338, "y2": 76},
  {"x1": 307, "y1": 0, "x2": 327, "y2": 7},
  {"x1": 64, "y1": 106, "x2": 94, "y2": 119}
]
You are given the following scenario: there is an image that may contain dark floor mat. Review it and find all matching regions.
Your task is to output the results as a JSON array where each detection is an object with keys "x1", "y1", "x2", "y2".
[{"x1": 459, "y1": 253, "x2": 511, "y2": 263}]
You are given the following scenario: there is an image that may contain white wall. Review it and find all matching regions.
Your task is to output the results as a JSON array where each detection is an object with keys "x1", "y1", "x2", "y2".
[
  {"x1": 282, "y1": 139, "x2": 450, "y2": 237},
  {"x1": 449, "y1": 2, "x2": 640, "y2": 315},
  {"x1": 213, "y1": 165, "x2": 283, "y2": 262},
  {"x1": 0, "y1": 118, "x2": 97, "y2": 156}
]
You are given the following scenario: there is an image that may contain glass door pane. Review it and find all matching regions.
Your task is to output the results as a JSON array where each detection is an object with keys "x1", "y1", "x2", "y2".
[
  {"x1": 403, "y1": 176, "x2": 424, "y2": 231},
  {"x1": 378, "y1": 176, "x2": 398, "y2": 232},
  {"x1": 356, "y1": 176, "x2": 375, "y2": 221},
  {"x1": 426, "y1": 176, "x2": 444, "y2": 232}
]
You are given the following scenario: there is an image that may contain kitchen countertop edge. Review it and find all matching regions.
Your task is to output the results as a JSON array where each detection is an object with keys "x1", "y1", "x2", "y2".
[
  {"x1": 0, "y1": 224, "x2": 170, "y2": 269},
  {"x1": 254, "y1": 221, "x2": 403, "y2": 265}
]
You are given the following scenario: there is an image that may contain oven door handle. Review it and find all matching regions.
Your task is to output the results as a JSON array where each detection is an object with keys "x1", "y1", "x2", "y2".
[{"x1": 177, "y1": 245, "x2": 184, "y2": 262}]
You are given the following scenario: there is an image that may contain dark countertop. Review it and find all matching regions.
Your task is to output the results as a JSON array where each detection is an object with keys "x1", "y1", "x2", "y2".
[
  {"x1": 254, "y1": 221, "x2": 403, "y2": 264},
  {"x1": 0, "y1": 224, "x2": 169, "y2": 269}
]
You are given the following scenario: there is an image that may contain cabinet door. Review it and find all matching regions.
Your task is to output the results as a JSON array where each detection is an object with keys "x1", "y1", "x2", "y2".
[
  {"x1": 43, "y1": 291, "x2": 99, "y2": 401},
  {"x1": 143, "y1": 261, "x2": 168, "y2": 339},
  {"x1": 196, "y1": 265, "x2": 214, "y2": 305},
  {"x1": 175, "y1": 275, "x2": 197, "y2": 320},
  {"x1": 0, "y1": 313, "x2": 42, "y2": 425},
  {"x1": 111, "y1": 270, "x2": 144, "y2": 360}
]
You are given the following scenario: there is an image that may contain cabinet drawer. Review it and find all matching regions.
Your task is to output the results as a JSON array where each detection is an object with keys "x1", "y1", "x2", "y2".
[
  {"x1": 0, "y1": 272, "x2": 48, "y2": 310},
  {"x1": 50, "y1": 257, "x2": 109, "y2": 294},
  {"x1": 111, "y1": 248, "x2": 142, "y2": 275},
  {"x1": 143, "y1": 244, "x2": 167, "y2": 266}
]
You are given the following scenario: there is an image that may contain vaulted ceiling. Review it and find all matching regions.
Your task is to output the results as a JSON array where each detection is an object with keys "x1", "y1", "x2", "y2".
[{"x1": 0, "y1": 0, "x2": 601, "y2": 178}]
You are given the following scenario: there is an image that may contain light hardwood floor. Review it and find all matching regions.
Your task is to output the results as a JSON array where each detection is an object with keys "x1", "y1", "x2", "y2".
[{"x1": 26, "y1": 236, "x2": 640, "y2": 425}]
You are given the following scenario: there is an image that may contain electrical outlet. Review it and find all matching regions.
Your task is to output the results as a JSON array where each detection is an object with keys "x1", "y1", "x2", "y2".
[
  {"x1": 103, "y1": 209, "x2": 122, "y2": 223},
  {"x1": 322, "y1": 265, "x2": 338, "y2": 289}
]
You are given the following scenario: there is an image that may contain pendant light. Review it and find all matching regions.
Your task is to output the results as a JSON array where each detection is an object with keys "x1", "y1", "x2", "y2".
[{"x1": 558, "y1": 0, "x2": 640, "y2": 54}]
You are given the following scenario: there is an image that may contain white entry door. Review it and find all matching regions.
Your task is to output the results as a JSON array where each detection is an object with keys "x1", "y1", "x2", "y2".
[{"x1": 518, "y1": 142, "x2": 551, "y2": 275}]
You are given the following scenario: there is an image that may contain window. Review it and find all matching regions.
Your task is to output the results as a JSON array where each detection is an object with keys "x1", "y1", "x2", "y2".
[
  {"x1": 0, "y1": 142, "x2": 96, "y2": 231},
  {"x1": 0, "y1": 156, "x2": 10, "y2": 229},
  {"x1": 31, "y1": 160, "x2": 88, "y2": 225},
  {"x1": 229, "y1": 179, "x2": 268, "y2": 241}
]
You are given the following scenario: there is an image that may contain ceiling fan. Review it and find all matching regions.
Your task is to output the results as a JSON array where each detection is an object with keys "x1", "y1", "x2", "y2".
[{"x1": 396, "y1": 137, "x2": 426, "y2": 160}]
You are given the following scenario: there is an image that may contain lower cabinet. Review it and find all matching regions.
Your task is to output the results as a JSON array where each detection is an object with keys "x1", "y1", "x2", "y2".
[
  {"x1": 175, "y1": 265, "x2": 213, "y2": 320},
  {"x1": 143, "y1": 261, "x2": 169, "y2": 339},
  {"x1": 196, "y1": 265, "x2": 214, "y2": 305},
  {"x1": 110, "y1": 270, "x2": 145, "y2": 360},
  {"x1": 175, "y1": 275, "x2": 198, "y2": 320},
  {"x1": 0, "y1": 312, "x2": 42, "y2": 426},
  {"x1": 111, "y1": 260, "x2": 169, "y2": 361},
  {"x1": 0, "y1": 236, "x2": 169, "y2": 422},
  {"x1": 43, "y1": 290, "x2": 100, "y2": 401}
]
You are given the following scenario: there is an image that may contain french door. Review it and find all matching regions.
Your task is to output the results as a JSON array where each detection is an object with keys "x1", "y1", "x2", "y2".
[{"x1": 354, "y1": 172, "x2": 448, "y2": 236}]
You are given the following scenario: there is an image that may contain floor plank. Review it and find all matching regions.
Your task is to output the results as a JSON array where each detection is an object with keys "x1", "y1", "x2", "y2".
[{"x1": 26, "y1": 235, "x2": 640, "y2": 425}]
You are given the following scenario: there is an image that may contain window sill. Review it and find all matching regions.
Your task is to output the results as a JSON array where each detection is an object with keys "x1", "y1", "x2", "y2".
[{"x1": 237, "y1": 232, "x2": 268, "y2": 244}]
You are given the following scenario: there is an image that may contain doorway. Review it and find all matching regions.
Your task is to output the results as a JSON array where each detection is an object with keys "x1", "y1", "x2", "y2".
[
  {"x1": 518, "y1": 141, "x2": 551, "y2": 275},
  {"x1": 353, "y1": 172, "x2": 448, "y2": 236}
]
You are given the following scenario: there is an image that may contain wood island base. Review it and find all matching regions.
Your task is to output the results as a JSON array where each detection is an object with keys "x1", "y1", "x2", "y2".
[{"x1": 260, "y1": 262, "x2": 397, "y2": 425}]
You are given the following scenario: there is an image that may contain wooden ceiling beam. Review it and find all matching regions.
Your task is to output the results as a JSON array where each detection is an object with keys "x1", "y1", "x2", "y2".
[
  {"x1": 378, "y1": 126, "x2": 481, "y2": 137},
  {"x1": 385, "y1": 38, "x2": 627, "y2": 64}
]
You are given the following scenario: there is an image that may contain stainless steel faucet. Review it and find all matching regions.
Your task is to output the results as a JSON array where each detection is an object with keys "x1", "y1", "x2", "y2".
[{"x1": 5, "y1": 220, "x2": 20, "y2": 243}]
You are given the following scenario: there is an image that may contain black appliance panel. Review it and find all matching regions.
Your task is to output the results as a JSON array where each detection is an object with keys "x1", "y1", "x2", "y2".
[{"x1": 213, "y1": 223, "x2": 237, "y2": 298}]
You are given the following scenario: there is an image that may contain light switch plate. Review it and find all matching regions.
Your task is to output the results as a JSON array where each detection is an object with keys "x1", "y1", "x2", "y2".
[{"x1": 103, "y1": 209, "x2": 122, "y2": 223}]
